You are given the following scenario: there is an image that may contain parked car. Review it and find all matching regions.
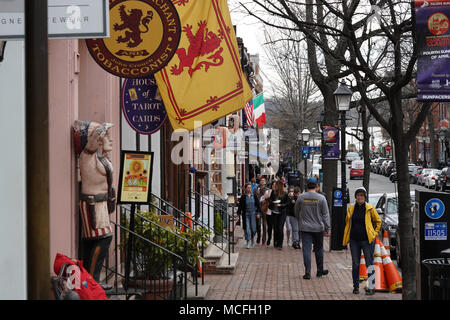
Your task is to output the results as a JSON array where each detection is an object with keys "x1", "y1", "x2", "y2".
[
  {"x1": 408, "y1": 166, "x2": 422, "y2": 184},
  {"x1": 417, "y1": 168, "x2": 434, "y2": 186},
  {"x1": 350, "y1": 160, "x2": 364, "y2": 180},
  {"x1": 368, "y1": 193, "x2": 384, "y2": 207},
  {"x1": 378, "y1": 160, "x2": 391, "y2": 175},
  {"x1": 374, "y1": 158, "x2": 389, "y2": 174},
  {"x1": 384, "y1": 161, "x2": 396, "y2": 177},
  {"x1": 346, "y1": 152, "x2": 360, "y2": 164},
  {"x1": 424, "y1": 169, "x2": 441, "y2": 188},
  {"x1": 370, "y1": 159, "x2": 379, "y2": 172},
  {"x1": 375, "y1": 192, "x2": 415, "y2": 261},
  {"x1": 435, "y1": 167, "x2": 450, "y2": 192},
  {"x1": 389, "y1": 170, "x2": 397, "y2": 182},
  {"x1": 372, "y1": 157, "x2": 386, "y2": 173}
]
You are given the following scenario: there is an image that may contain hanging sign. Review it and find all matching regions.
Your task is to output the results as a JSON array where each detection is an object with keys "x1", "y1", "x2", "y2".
[
  {"x1": 122, "y1": 75, "x2": 167, "y2": 134},
  {"x1": 323, "y1": 126, "x2": 340, "y2": 160},
  {"x1": 117, "y1": 151, "x2": 154, "y2": 204},
  {"x1": 0, "y1": 0, "x2": 109, "y2": 40},
  {"x1": 86, "y1": 0, "x2": 181, "y2": 78},
  {"x1": 415, "y1": 0, "x2": 450, "y2": 101}
]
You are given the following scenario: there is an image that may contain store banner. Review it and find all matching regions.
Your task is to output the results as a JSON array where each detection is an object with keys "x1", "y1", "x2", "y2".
[
  {"x1": 86, "y1": 0, "x2": 181, "y2": 78},
  {"x1": 154, "y1": 0, "x2": 252, "y2": 131},
  {"x1": 121, "y1": 75, "x2": 167, "y2": 135},
  {"x1": 415, "y1": 0, "x2": 450, "y2": 101},
  {"x1": 323, "y1": 126, "x2": 340, "y2": 160}
]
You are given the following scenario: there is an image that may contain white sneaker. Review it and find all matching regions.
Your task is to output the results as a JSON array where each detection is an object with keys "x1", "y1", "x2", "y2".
[
  {"x1": 251, "y1": 239, "x2": 255, "y2": 248},
  {"x1": 246, "y1": 241, "x2": 250, "y2": 249}
]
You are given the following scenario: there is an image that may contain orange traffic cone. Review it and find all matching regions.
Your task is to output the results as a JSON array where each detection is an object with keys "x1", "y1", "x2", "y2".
[
  {"x1": 359, "y1": 254, "x2": 368, "y2": 281},
  {"x1": 185, "y1": 212, "x2": 193, "y2": 229},
  {"x1": 380, "y1": 242, "x2": 402, "y2": 293},
  {"x1": 374, "y1": 238, "x2": 388, "y2": 292},
  {"x1": 382, "y1": 231, "x2": 391, "y2": 257},
  {"x1": 197, "y1": 260, "x2": 203, "y2": 278},
  {"x1": 180, "y1": 212, "x2": 194, "y2": 233}
]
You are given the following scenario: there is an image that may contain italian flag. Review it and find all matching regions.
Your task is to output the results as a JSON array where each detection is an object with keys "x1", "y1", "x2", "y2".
[{"x1": 253, "y1": 93, "x2": 266, "y2": 127}]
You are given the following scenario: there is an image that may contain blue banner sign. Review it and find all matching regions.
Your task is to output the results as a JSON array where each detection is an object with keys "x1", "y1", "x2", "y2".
[{"x1": 122, "y1": 76, "x2": 167, "y2": 135}]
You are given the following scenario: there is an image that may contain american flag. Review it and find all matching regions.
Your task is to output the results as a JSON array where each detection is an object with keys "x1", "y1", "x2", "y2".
[{"x1": 244, "y1": 99, "x2": 255, "y2": 127}]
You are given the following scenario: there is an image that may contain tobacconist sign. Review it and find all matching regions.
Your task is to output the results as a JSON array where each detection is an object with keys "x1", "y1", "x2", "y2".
[{"x1": 0, "y1": 0, "x2": 109, "y2": 40}]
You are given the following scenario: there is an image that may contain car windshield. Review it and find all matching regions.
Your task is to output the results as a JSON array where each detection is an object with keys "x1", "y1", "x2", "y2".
[
  {"x1": 368, "y1": 194, "x2": 382, "y2": 206},
  {"x1": 386, "y1": 198, "x2": 398, "y2": 215}
]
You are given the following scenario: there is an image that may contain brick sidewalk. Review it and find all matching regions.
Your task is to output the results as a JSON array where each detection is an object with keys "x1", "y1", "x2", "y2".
[{"x1": 204, "y1": 226, "x2": 402, "y2": 300}]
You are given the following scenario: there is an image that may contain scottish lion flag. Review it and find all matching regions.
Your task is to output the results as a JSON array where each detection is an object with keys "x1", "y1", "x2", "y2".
[{"x1": 154, "y1": 0, "x2": 253, "y2": 131}]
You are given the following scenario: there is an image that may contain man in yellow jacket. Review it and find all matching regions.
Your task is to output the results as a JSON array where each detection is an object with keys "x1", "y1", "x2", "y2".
[{"x1": 342, "y1": 186, "x2": 381, "y2": 295}]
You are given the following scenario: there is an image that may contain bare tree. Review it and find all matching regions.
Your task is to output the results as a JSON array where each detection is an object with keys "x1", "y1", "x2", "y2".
[{"x1": 263, "y1": 27, "x2": 321, "y2": 154}]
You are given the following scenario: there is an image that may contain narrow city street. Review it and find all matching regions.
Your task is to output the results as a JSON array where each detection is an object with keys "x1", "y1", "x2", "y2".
[{"x1": 342, "y1": 163, "x2": 430, "y2": 202}]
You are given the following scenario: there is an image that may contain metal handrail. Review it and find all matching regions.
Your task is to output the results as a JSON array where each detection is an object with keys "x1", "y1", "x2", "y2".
[
  {"x1": 101, "y1": 205, "x2": 202, "y2": 300},
  {"x1": 151, "y1": 192, "x2": 231, "y2": 256},
  {"x1": 188, "y1": 188, "x2": 233, "y2": 267},
  {"x1": 120, "y1": 206, "x2": 200, "y2": 293}
]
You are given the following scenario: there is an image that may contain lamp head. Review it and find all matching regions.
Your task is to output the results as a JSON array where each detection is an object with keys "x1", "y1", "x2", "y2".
[{"x1": 334, "y1": 83, "x2": 353, "y2": 111}]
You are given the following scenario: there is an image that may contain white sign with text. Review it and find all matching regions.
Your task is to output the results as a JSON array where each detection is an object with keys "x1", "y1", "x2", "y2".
[{"x1": 0, "y1": 0, "x2": 109, "y2": 39}]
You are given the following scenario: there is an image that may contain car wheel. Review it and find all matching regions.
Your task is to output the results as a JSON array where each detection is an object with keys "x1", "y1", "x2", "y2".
[{"x1": 409, "y1": 176, "x2": 414, "y2": 184}]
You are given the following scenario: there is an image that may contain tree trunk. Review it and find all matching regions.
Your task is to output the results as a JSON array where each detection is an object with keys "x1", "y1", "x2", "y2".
[
  {"x1": 408, "y1": 108, "x2": 418, "y2": 163},
  {"x1": 390, "y1": 96, "x2": 416, "y2": 300},
  {"x1": 361, "y1": 105, "x2": 371, "y2": 193},
  {"x1": 427, "y1": 110, "x2": 438, "y2": 168}
]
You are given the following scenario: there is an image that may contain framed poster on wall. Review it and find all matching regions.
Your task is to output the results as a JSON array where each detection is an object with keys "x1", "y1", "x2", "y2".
[{"x1": 117, "y1": 150, "x2": 154, "y2": 204}]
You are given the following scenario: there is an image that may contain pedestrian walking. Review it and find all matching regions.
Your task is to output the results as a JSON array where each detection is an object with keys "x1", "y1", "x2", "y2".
[
  {"x1": 269, "y1": 180, "x2": 288, "y2": 250},
  {"x1": 295, "y1": 177, "x2": 331, "y2": 279},
  {"x1": 285, "y1": 186, "x2": 301, "y2": 249},
  {"x1": 250, "y1": 178, "x2": 258, "y2": 194},
  {"x1": 343, "y1": 186, "x2": 382, "y2": 295},
  {"x1": 255, "y1": 177, "x2": 270, "y2": 245},
  {"x1": 264, "y1": 181, "x2": 276, "y2": 246},
  {"x1": 237, "y1": 183, "x2": 261, "y2": 249}
]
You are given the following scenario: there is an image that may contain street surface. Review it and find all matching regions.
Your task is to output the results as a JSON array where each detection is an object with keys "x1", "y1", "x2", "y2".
[{"x1": 338, "y1": 162, "x2": 430, "y2": 202}]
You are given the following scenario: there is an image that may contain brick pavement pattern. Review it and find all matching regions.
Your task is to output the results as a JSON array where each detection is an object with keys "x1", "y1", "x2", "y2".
[{"x1": 204, "y1": 226, "x2": 402, "y2": 300}]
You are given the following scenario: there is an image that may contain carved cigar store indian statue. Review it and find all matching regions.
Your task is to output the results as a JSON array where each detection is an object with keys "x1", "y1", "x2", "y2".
[{"x1": 73, "y1": 121, "x2": 116, "y2": 286}]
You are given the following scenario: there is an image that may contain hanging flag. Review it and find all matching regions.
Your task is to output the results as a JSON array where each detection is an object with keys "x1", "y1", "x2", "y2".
[
  {"x1": 253, "y1": 93, "x2": 266, "y2": 127},
  {"x1": 154, "y1": 0, "x2": 252, "y2": 131},
  {"x1": 244, "y1": 99, "x2": 255, "y2": 127},
  {"x1": 415, "y1": 0, "x2": 450, "y2": 101}
]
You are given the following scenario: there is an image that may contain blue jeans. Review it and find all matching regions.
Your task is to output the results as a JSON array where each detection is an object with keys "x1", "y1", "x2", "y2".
[
  {"x1": 285, "y1": 216, "x2": 299, "y2": 243},
  {"x1": 245, "y1": 212, "x2": 257, "y2": 241},
  {"x1": 349, "y1": 239, "x2": 375, "y2": 289},
  {"x1": 301, "y1": 231, "x2": 324, "y2": 275}
]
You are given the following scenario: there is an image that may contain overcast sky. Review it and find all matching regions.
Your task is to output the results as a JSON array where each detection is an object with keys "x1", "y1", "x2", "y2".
[{"x1": 228, "y1": 0, "x2": 275, "y2": 97}]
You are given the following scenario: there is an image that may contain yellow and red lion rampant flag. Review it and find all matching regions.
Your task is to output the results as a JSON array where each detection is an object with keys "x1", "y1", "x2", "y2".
[{"x1": 154, "y1": 0, "x2": 252, "y2": 131}]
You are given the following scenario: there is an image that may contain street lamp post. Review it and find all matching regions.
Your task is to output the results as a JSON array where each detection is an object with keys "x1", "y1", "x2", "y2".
[
  {"x1": 334, "y1": 83, "x2": 352, "y2": 201},
  {"x1": 423, "y1": 132, "x2": 428, "y2": 166},
  {"x1": 301, "y1": 129, "x2": 311, "y2": 189},
  {"x1": 330, "y1": 83, "x2": 352, "y2": 251}
]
